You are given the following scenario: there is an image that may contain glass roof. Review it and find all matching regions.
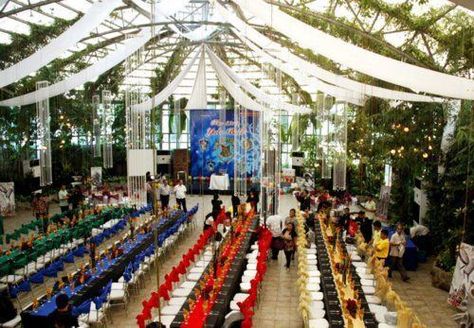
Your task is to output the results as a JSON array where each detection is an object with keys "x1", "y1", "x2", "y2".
[{"x1": 0, "y1": 0, "x2": 472, "y2": 100}]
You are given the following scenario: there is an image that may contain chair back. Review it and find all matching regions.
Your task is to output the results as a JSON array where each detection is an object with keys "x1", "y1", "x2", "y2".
[{"x1": 222, "y1": 311, "x2": 244, "y2": 328}]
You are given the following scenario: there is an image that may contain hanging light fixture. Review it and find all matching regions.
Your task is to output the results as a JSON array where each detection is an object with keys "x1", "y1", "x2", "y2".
[
  {"x1": 102, "y1": 90, "x2": 113, "y2": 168},
  {"x1": 36, "y1": 81, "x2": 52, "y2": 186},
  {"x1": 332, "y1": 102, "x2": 348, "y2": 190},
  {"x1": 92, "y1": 95, "x2": 101, "y2": 158}
]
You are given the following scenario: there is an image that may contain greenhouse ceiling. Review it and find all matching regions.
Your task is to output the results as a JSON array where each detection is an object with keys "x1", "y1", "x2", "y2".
[{"x1": 0, "y1": 0, "x2": 472, "y2": 102}]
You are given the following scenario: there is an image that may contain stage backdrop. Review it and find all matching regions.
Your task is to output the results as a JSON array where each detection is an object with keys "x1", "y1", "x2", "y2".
[{"x1": 190, "y1": 109, "x2": 260, "y2": 178}]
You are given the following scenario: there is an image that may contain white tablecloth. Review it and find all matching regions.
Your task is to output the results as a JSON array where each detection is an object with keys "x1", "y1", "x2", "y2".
[{"x1": 209, "y1": 174, "x2": 230, "y2": 190}]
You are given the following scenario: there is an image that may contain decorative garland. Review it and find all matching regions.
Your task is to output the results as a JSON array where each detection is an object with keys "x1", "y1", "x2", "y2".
[
  {"x1": 354, "y1": 234, "x2": 426, "y2": 328},
  {"x1": 294, "y1": 210, "x2": 311, "y2": 322},
  {"x1": 180, "y1": 210, "x2": 255, "y2": 327},
  {"x1": 136, "y1": 228, "x2": 213, "y2": 328},
  {"x1": 318, "y1": 213, "x2": 366, "y2": 326},
  {"x1": 238, "y1": 227, "x2": 272, "y2": 327}
]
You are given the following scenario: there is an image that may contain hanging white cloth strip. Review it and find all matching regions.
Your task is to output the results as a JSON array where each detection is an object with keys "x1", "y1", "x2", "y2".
[
  {"x1": 215, "y1": 3, "x2": 363, "y2": 105},
  {"x1": 130, "y1": 48, "x2": 201, "y2": 112},
  {"x1": 216, "y1": 2, "x2": 444, "y2": 104},
  {"x1": 185, "y1": 48, "x2": 208, "y2": 109},
  {"x1": 234, "y1": 28, "x2": 444, "y2": 104},
  {"x1": 234, "y1": 30, "x2": 364, "y2": 106},
  {"x1": 234, "y1": 0, "x2": 474, "y2": 100},
  {"x1": 0, "y1": 0, "x2": 123, "y2": 88},
  {"x1": 0, "y1": 32, "x2": 153, "y2": 107},
  {"x1": 206, "y1": 46, "x2": 310, "y2": 113},
  {"x1": 208, "y1": 50, "x2": 267, "y2": 112}
]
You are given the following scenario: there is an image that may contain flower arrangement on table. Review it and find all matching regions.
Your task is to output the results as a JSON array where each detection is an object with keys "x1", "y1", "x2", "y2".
[
  {"x1": 294, "y1": 210, "x2": 311, "y2": 323},
  {"x1": 318, "y1": 212, "x2": 366, "y2": 327},
  {"x1": 238, "y1": 227, "x2": 272, "y2": 328},
  {"x1": 180, "y1": 209, "x2": 255, "y2": 327},
  {"x1": 354, "y1": 233, "x2": 426, "y2": 328},
  {"x1": 136, "y1": 228, "x2": 213, "y2": 328}
]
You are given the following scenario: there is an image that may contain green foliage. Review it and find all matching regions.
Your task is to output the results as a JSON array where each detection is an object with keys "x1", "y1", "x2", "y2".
[{"x1": 425, "y1": 101, "x2": 474, "y2": 271}]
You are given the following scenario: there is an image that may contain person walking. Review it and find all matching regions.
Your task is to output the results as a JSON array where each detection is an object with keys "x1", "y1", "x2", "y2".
[
  {"x1": 267, "y1": 214, "x2": 284, "y2": 260},
  {"x1": 159, "y1": 179, "x2": 171, "y2": 210},
  {"x1": 58, "y1": 185, "x2": 69, "y2": 213},
  {"x1": 389, "y1": 223, "x2": 409, "y2": 282},
  {"x1": 282, "y1": 222, "x2": 297, "y2": 269},
  {"x1": 174, "y1": 180, "x2": 187, "y2": 212}
]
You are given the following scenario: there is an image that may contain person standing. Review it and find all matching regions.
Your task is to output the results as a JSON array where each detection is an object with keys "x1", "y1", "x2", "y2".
[
  {"x1": 285, "y1": 208, "x2": 297, "y2": 226},
  {"x1": 372, "y1": 220, "x2": 382, "y2": 245},
  {"x1": 246, "y1": 190, "x2": 259, "y2": 212},
  {"x1": 389, "y1": 223, "x2": 409, "y2": 282},
  {"x1": 174, "y1": 180, "x2": 187, "y2": 212},
  {"x1": 69, "y1": 186, "x2": 84, "y2": 210},
  {"x1": 374, "y1": 229, "x2": 390, "y2": 266},
  {"x1": 58, "y1": 185, "x2": 69, "y2": 213},
  {"x1": 356, "y1": 211, "x2": 373, "y2": 243},
  {"x1": 32, "y1": 194, "x2": 49, "y2": 233},
  {"x1": 266, "y1": 214, "x2": 284, "y2": 260},
  {"x1": 338, "y1": 207, "x2": 351, "y2": 231},
  {"x1": 282, "y1": 222, "x2": 297, "y2": 269},
  {"x1": 231, "y1": 193, "x2": 240, "y2": 218},
  {"x1": 296, "y1": 190, "x2": 311, "y2": 211},
  {"x1": 211, "y1": 194, "x2": 223, "y2": 218},
  {"x1": 159, "y1": 179, "x2": 171, "y2": 210}
]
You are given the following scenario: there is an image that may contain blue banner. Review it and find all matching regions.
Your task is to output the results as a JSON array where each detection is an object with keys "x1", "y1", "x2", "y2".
[{"x1": 190, "y1": 109, "x2": 260, "y2": 177}]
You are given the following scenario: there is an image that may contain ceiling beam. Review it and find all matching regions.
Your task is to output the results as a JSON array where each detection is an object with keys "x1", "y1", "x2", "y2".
[{"x1": 0, "y1": 0, "x2": 60, "y2": 18}]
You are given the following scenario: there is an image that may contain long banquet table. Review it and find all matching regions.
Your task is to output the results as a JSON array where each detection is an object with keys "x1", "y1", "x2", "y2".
[
  {"x1": 21, "y1": 211, "x2": 182, "y2": 328},
  {"x1": 170, "y1": 217, "x2": 258, "y2": 327}
]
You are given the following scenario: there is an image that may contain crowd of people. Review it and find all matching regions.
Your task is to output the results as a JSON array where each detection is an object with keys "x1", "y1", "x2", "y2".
[{"x1": 265, "y1": 187, "x2": 413, "y2": 282}]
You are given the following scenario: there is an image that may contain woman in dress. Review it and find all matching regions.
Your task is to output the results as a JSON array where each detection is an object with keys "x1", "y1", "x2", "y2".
[{"x1": 281, "y1": 222, "x2": 297, "y2": 269}]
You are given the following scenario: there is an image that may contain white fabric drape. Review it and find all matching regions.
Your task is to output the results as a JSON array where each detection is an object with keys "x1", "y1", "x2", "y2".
[
  {"x1": 208, "y1": 51, "x2": 267, "y2": 112},
  {"x1": 234, "y1": 0, "x2": 474, "y2": 100},
  {"x1": 216, "y1": 2, "x2": 445, "y2": 104},
  {"x1": 232, "y1": 33, "x2": 364, "y2": 106},
  {"x1": 234, "y1": 28, "x2": 444, "y2": 104},
  {"x1": 130, "y1": 48, "x2": 201, "y2": 112},
  {"x1": 185, "y1": 49, "x2": 208, "y2": 109},
  {"x1": 0, "y1": 33, "x2": 153, "y2": 107},
  {"x1": 206, "y1": 47, "x2": 310, "y2": 113},
  {"x1": 0, "y1": 0, "x2": 123, "y2": 88}
]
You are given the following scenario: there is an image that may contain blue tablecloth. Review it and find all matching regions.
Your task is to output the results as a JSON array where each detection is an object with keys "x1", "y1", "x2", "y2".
[{"x1": 32, "y1": 233, "x2": 146, "y2": 317}]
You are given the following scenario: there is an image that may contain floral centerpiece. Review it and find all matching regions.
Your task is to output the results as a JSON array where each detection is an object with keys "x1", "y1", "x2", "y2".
[
  {"x1": 318, "y1": 212, "x2": 365, "y2": 327},
  {"x1": 180, "y1": 209, "x2": 255, "y2": 327}
]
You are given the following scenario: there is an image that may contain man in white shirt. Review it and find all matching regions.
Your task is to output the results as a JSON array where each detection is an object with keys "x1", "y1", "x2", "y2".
[
  {"x1": 159, "y1": 179, "x2": 171, "y2": 209},
  {"x1": 174, "y1": 180, "x2": 187, "y2": 212},
  {"x1": 266, "y1": 214, "x2": 284, "y2": 260},
  {"x1": 58, "y1": 185, "x2": 69, "y2": 213},
  {"x1": 389, "y1": 223, "x2": 409, "y2": 281}
]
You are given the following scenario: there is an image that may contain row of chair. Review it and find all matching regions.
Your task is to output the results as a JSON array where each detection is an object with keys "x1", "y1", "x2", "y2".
[{"x1": 79, "y1": 209, "x2": 197, "y2": 328}]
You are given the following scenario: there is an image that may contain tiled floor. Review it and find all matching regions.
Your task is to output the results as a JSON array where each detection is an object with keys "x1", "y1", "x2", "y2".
[
  {"x1": 4, "y1": 194, "x2": 461, "y2": 327},
  {"x1": 390, "y1": 258, "x2": 458, "y2": 328}
]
